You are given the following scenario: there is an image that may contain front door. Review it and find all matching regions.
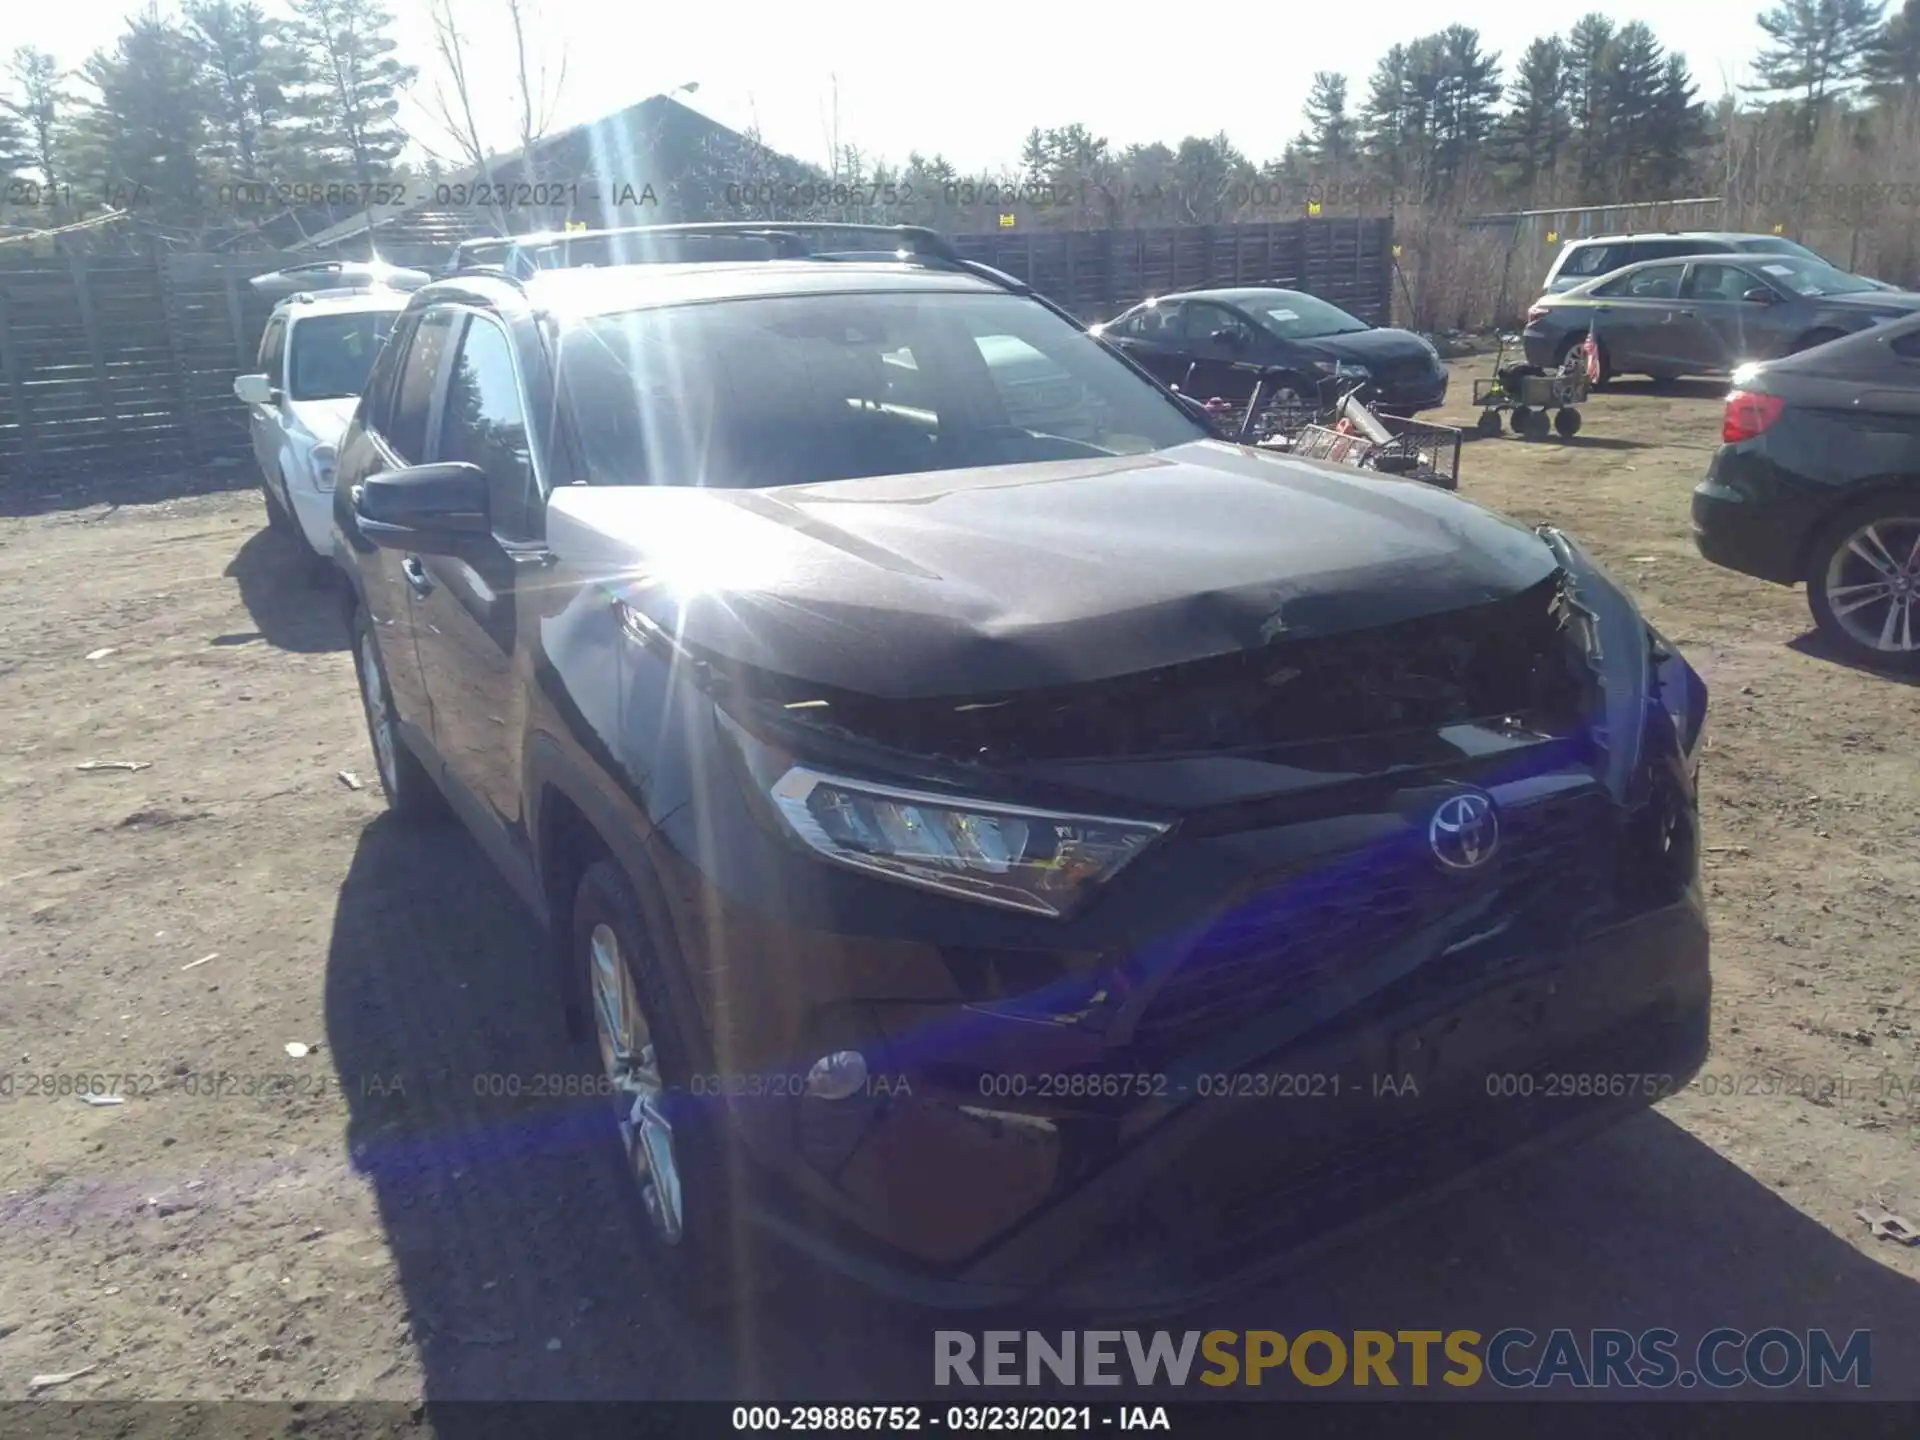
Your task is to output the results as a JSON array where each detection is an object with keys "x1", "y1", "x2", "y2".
[
  {"x1": 1678, "y1": 262, "x2": 1776, "y2": 372},
  {"x1": 409, "y1": 310, "x2": 545, "y2": 863},
  {"x1": 1180, "y1": 302, "x2": 1262, "y2": 404}
]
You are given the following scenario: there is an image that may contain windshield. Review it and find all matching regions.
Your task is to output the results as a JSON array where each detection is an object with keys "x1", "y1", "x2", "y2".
[
  {"x1": 1247, "y1": 293, "x2": 1370, "y2": 339},
  {"x1": 286, "y1": 312, "x2": 398, "y2": 400},
  {"x1": 556, "y1": 290, "x2": 1208, "y2": 487},
  {"x1": 1748, "y1": 257, "x2": 1877, "y2": 297}
]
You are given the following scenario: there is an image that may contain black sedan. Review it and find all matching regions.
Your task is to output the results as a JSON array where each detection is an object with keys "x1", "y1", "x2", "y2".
[
  {"x1": 1092, "y1": 287, "x2": 1449, "y2": 413},
  {"x1": 1525, "y1": 253, "x2": 1920, "y2": 385},
  {"x1": 1693, "y1": 308, "x2": 1920, "y2": 669}
]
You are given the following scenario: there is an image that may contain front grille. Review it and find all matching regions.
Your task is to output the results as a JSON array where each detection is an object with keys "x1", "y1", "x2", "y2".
[
  {"x1": 770, "y1": 573, "x2": 1590, "y2": 764},
  {"x1": 1128, "y1": 784, "x2": 1617, "y2": 1050}
]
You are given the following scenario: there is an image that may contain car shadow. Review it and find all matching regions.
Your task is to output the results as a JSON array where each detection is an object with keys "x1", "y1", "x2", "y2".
[
  {"x1": 1786, "y1": 630, "x2": 1920, "y2": 685},
  {"x1": 1460, "y1": 432, "x2": 1654, "y2": 453},
  {"x1": 224, "y1": 526, "x2": 348, "y2": 654},
  {"x1": 0, "y1": 458, "x2": 258, "y2": 520},
  {"x1": 1601, "y1": 379, "x2": 1728, "y2": 402},
  {"x1": 324, "y1": 817, "x2": 1920, "y2": 1405}
]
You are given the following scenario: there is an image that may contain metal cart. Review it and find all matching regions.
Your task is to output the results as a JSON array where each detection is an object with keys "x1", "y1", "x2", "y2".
[
  {"x1": 1470, "y1": 337, "x2": 1590, "y2": 441},
  {"x1": 1217, "y1": 369, "x2": 1462, "y2": 489}
]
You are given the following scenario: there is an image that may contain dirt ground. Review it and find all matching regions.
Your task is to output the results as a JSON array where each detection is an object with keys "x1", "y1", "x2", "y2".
[{"x1": 3, "y1": 357, "x2": 1919, "y2": 1405}]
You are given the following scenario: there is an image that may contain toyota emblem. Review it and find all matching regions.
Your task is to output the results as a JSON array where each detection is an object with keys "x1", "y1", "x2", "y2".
[{"x1": 1429, "y1": 793, "x2": 1499, "y2": 871}]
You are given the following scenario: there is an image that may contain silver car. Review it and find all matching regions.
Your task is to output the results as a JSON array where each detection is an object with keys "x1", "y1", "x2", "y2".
[{"x1": 1522, "y1": 253, "x2": 1920, "y2": 384}]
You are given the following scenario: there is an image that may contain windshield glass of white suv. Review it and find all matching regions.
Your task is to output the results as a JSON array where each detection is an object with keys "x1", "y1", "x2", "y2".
[
  {"x1": 1252, "y1": 294, "x2": 1370, "y2": 340},
  {"x1": 556, "y1": 290, "x2": 1209, "y2": 487},
  {"x1": 1752, "y1": 258, "x2": 1878, "y2": 297},
  {"x1": 287, "y1": 313, "x2": 398, "y2": 400}
]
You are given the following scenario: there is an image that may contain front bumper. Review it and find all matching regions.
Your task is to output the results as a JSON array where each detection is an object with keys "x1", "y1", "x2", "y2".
[
  {"x1": 1374, "y1": 368, "x2": 1450, "y2": 415},
  {"x1": 1692, "y1": 445, "x2": 1826, "y2": 586},
  {"x1": 745, "y1": 897, "x2": 1709, "y2": 1311}
]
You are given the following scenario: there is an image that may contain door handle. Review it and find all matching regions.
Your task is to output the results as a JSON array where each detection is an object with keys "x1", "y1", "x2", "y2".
[
  {"x1": 1675, "y1": 309, "x2": 1695, "y2": 317},
  {"x1": 401, "y1": 555, "x2": 435, "y2": 597}
]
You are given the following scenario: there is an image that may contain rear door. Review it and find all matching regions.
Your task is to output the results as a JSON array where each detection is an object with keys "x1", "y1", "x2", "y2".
[{"x1": 1587, "y1": 262, "x2": 1691, "y2": 370}]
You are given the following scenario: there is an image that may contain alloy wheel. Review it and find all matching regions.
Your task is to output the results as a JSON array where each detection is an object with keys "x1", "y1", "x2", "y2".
[
  {"x1": 1823, "y1": 517, "x2": 1920, "y2": 654},
  {"x1": 588, "y1": 922, "x2": 685, "y2": 1246}
]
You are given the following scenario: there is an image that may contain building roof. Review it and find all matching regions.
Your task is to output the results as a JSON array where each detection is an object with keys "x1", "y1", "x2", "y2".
[{"x1": 294, "y1": 94, "x2": 817, "y2": 258}]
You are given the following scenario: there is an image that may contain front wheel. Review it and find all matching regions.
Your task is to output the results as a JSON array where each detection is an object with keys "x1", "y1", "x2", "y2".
[
  {"x1": 1475, "y1": 410, "x2": 1503, "y2": 438},
  {"x1": 571, "y1": 859, "x2": 774, "y2": 1311},
  {"x1": 1806, "y1": 497, "x2": 1920, "y2": 673}
]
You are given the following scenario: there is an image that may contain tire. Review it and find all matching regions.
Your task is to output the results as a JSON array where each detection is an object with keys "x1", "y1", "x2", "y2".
[
  {"x1": 1790, "y1": 328, "x2": 1846, "y2": 356},
  {"x1": 1521, "y1": 409, "x2": 1552, "y2": 441},
  {"x1": 569, "y1": 858, "x2": 774, "y2": 1311},
  {"x1": 348, "y1": 605, "x2": 447, "y2": 819},
  {"x1": 1475, "y1": 410, "x2": 1503, "y2": 438},
  {"x1": 263, "y1": 479, "x2": 293, "y2": 536},
  {"x1": 1805, "y1": 495, "x2": 1920, "y2": 673},
  {"x1": 1554, "y1": 407, "x2": 1583, "y2": 438},
  {"x1": 1510, "y1": 406, "x2": 1532, "y2": 435},
  {"x1": 1554, "y1": 333, "x2": 1611, "y2": 388}
]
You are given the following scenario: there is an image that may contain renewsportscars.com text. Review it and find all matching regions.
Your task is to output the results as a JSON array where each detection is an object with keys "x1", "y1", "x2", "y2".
[{"x1": 934, "y1": 1328, "x2": 1871, "y2": 1390}]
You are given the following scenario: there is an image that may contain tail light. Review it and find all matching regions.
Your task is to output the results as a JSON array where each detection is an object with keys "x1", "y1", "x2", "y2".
[
  {"x1": 1526, "y1": 306, "x2": 1548, "y2": 325},
  {"x1": 1722, "y1": 390, "x2": 1784, "y2": 444}
]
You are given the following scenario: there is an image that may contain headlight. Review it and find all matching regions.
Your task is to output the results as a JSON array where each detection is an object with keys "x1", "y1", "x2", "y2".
[
  {"x1": 1311, "y1": 359, "x2": 1370, "y2": 378},
  {"x1": 764, "y1": 765, "x2": 1168, "y2": 917},
  {"x1": 309, "y1": 442, "x2": 338, "y2": 491}
]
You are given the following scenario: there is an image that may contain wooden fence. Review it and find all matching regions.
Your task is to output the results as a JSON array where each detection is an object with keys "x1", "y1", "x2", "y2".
[{"x1": 0, "y1": 217, "x2": 1392, "y2": 486}]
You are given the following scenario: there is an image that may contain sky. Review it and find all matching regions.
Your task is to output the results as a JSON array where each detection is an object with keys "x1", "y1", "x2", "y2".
[{"x1": 12, "y1": 0, "x2": 1772, "y2": 174}]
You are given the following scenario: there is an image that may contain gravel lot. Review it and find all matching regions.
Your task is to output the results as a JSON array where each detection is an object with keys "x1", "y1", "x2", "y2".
[{"x1": 3, "y1": 358, "x2": 1918, "y2": 1403}]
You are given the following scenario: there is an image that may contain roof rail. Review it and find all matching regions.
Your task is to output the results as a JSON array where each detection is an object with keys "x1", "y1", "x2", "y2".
[{"x1": 442, "y1": 221, "x2": 1032, "y2": 296}]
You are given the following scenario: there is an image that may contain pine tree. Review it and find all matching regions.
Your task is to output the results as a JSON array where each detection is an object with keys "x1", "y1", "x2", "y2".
[
  {"x1": 1750, "y1": 0, "x2": 1887, "y2": 136},
  {"x1": 185, "y1": 0, "x2": 299, "y2": 184},
  {"x1": 5, "y1": 46, "x2": 75, "y2": 192},
  {"x1": 1563, "y1": 13, "x2": 1619, "y2": 202},
  {"x1": 1428, "y1": 25, "x2": 1504, "y2": 204},
  {"x1": 73, "y1": 10, "x2": 216, "y2": 220},
  {"x1": 1645, "y1": 53, "x2": 1709, "y2": 193},
  {"x1": 1864, "y1": 0, "x2": 1920, "y2": 102},
  {"x1": 1495, "y1": 37, "x2": 1571, "y2": 203},
  {"x1": 1359, "y1": 44, "x2": 1420, "y2": 200},
  {"x1": 1299, "y1": 71, "x2": 1355, "y2": 184},
  {"x1": 1603, "y1": 23, "x2": 1669, "y2": 194},
  {"x1": 286, "y1": 0, "x2": 416, "y2": 190}
]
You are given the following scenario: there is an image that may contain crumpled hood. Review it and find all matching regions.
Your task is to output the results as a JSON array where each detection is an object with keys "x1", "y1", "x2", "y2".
[{"x1": 545, "y1": 441, "x2": 1560, "y2": 701}]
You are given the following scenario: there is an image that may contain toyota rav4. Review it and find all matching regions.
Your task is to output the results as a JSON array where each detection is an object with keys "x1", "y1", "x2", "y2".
[{"x1": 331, "y1": 224, "x2": 1711, "y2": 1311}]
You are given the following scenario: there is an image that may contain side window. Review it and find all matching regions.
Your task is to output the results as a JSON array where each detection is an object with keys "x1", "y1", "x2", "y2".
[
  {"x1": 1184, "y1": 303, "x2": 1256, "y2": 352},
  {"x1": 1890, "y1": 331, "x2": 1920, "y2": 360},
  {"x1": 1685, "y1": 263, "x2": 1760, "y2": 302},
  {"x1": 1102, "y1": 311, "x2": 1141, "y2": 339},
  {"x1": 1131, "y1": 301, "x2": 1184, "y2": 343},
  {"x1": 360, "y1": 312, "x2": 418, "y2": 436},
  {"x1": 435, "y1": 316, "x2": 540, "y2": 540},
  {"x1": 1562, "y1": 244, "x2": 1623, "y2": 279},
  {"x1": 1596, "y1": 263, "x2": 1685, "y2": 299},
  {"x1": 258, "y1": 317, "x2": 286, "y2": 379},
  {"x1": 386, "y1": 308, "x2": 460, "y2": 464}
]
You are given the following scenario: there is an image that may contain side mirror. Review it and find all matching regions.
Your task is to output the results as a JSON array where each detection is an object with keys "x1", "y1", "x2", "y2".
[
  {"x1": 1741, "y1": 287, "x2": 1776, "y2": 305},
  {"x1": 234, "y1": 373, "x2": 279, "y2": 406},
  {"x1": 352, "y1": 462, "x2": 492, "y2": 556}
]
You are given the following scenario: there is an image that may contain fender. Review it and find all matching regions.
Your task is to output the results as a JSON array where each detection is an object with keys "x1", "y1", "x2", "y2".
[
  {"x1": 1794, "y1": 473, "x2": 1920, "y2": 579},
  {"x1": 523, "y1": 728, "x2": 719, "y2": 1075}
]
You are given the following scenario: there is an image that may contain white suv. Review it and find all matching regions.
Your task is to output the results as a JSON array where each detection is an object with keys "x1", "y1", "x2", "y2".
[{"x1": 233, "y1": 288, "x2": 407, "y2": 561}]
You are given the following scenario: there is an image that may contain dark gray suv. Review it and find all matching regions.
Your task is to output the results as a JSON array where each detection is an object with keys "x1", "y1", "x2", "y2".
[{"x1": 329, "y1": 222, "x2": 1712, "y2": 1313}]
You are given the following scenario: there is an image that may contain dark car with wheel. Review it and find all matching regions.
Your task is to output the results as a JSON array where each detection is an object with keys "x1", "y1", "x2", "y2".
[
  {"x1": 332, "y1": 223, "x2": 1710, "y2": 1312},
  {"x1": 1693, "y1": 310, "x2": 1920, "y2": 670},
  {"x1": 1524, "y1": 254, "x2": 1920, "y2": 386},
  {"x1": 1092, "y1": 287, "x2": 1449, "y2": 414}
]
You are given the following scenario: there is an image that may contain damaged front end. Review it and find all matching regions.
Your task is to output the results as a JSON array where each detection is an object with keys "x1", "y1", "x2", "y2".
[{"x1": 613, "y1": 527, "x2": 1708, "y2": 1287}]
